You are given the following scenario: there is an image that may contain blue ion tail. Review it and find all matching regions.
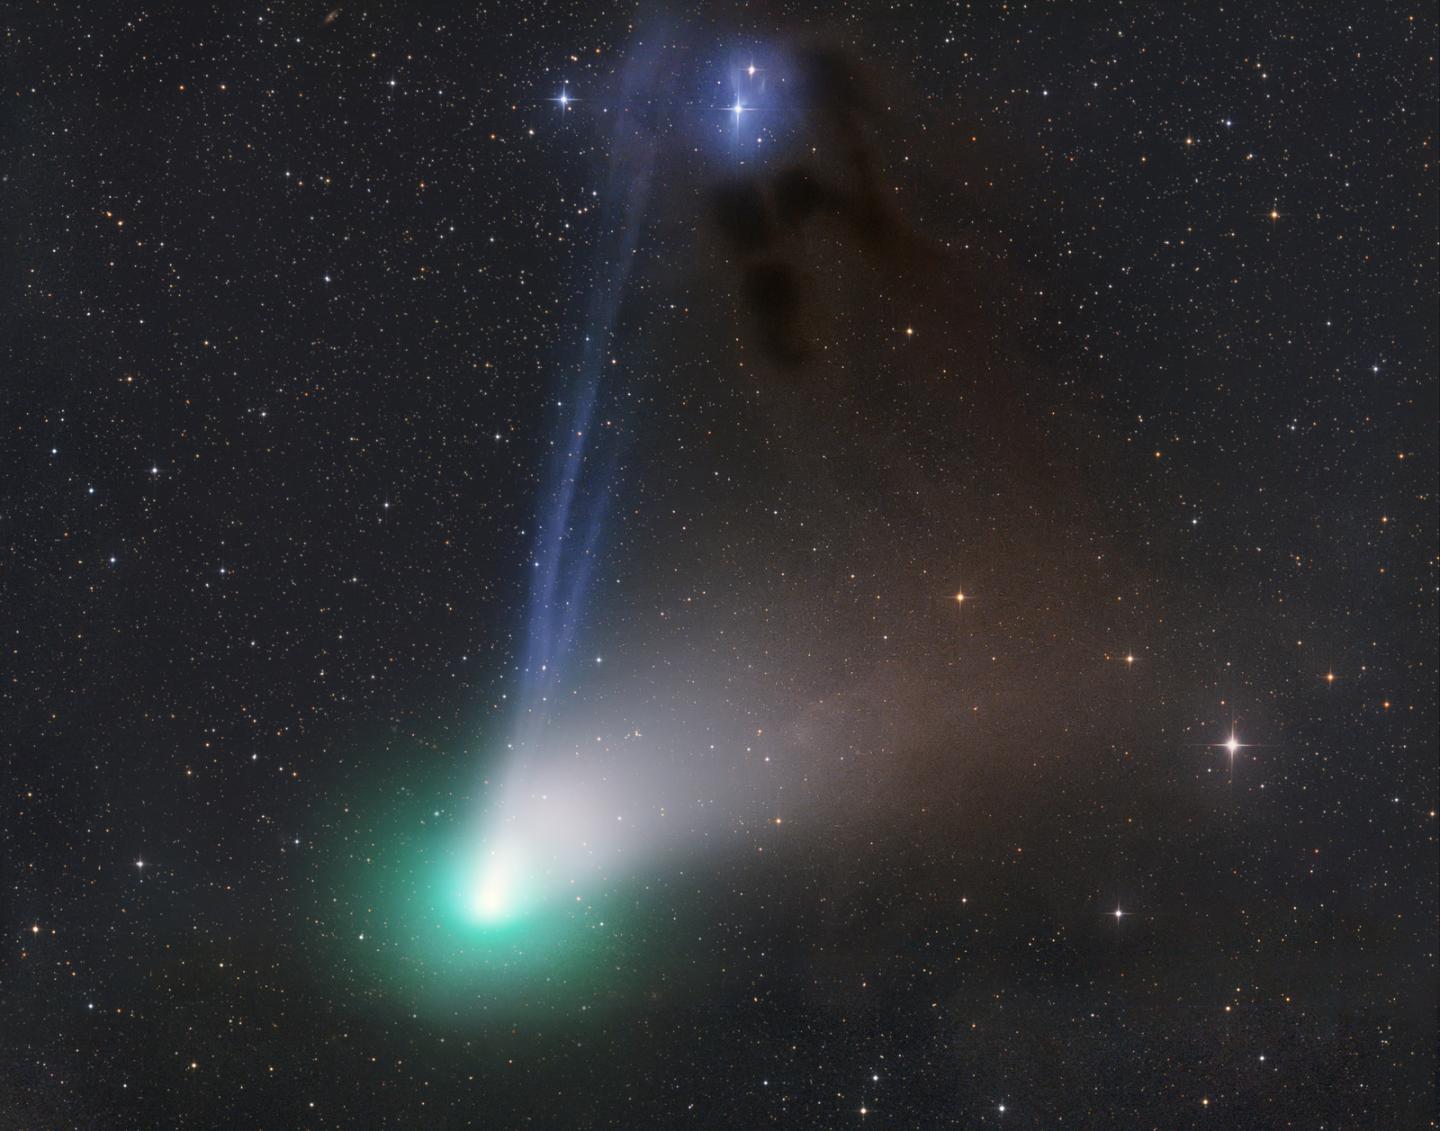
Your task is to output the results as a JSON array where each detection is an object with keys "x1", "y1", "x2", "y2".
[{"x1": 515, "y1": 36, "x2": 673, "y2": 741}]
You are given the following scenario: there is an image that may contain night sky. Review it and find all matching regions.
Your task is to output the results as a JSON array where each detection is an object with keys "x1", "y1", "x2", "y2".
[{"x1": 7, "y1": 3, "x2": 1438, "y2": 1128}]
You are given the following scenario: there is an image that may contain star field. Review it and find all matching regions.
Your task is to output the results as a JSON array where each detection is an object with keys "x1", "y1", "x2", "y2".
[{"x1": 6, "y1": 3, "x2": 1436, "y2": 1127}]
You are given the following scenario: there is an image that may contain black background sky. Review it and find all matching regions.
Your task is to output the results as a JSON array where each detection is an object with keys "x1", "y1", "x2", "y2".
[{"x1": 6, "y1": 3, "x2": 1437, "y2": 1128}]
